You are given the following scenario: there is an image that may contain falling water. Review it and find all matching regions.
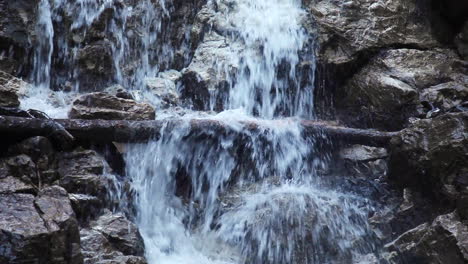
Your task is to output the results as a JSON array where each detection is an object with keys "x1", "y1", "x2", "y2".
[
  {"x1": 22, "y1": 0, "x2": 382, "y2": 263},
  {"x1": 124, "y1": 0, "x2": 380, "y2": 263}
]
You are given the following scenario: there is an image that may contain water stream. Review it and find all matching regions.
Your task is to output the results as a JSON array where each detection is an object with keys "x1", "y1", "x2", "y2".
[{"x1": 23, "y1": 0, "x2": 382, "y2": 263}]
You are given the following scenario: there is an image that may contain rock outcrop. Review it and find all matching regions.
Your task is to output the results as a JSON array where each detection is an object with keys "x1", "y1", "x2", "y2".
[
  {"x1": 336, "y1": 48, "x2": 464, "y2": 129},
  {"x1": 386, "y1": 212, "x2": 468, "y2": 264},
  {"x1": 69, "y1": 92, "x2": 155, "y2": 120},
  {"x1": 80, "y1": 212, "x2": 146, "y2": 264},
  {"x1": 389, "y1": 112, "x2": 468, "y2": 202},
  {"x1": 0, "y1": 187, "x2": 83, "y2": 264}
]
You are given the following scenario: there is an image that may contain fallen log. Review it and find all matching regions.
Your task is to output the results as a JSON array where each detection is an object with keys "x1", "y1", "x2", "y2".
[{"x1": 0, "y1": 115, "x2": 398, "y2": 147}]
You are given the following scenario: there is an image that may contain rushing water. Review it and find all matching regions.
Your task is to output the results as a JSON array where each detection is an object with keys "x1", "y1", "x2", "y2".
[{"x1": 23, "y1": 0, "x2": 382, "y2": 263}]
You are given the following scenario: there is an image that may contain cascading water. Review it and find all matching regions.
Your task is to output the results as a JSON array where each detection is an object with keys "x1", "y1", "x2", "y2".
[
  {"x1": 22, "y1": 0, "x2": 383, "y2": 263},
  {"x1": 124, "y1": 1, "x2": 381, "y2": 264}
]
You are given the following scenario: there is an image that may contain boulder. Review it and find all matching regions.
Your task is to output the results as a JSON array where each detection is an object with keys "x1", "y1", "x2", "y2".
[
  {"x1": 0, "y1": 0, "x2": 39, "y2": 74},
  {"x1": 34, "y1": 186, "x2": 83, "y2": 264},
  {"x1": 80, "y1": 212, "x2": 146, "y2": 264},
  {"x1": 0, "y1": 193, "x2": 50, "y2": 263},
  {"x1": 180, "y1": 31, "x2": 241, "y2": 110},
  {"x1": 57, "y1": 148, "x2": 109, "y2": 197},
  {"x1": 144, "y1": 77, "x2": 179, "y2": 107},
  {"x1": 0, "y1": 70, "x2": 27, "y2": 107},
  {"x1": 305, "y1": 0, "x2": 444, "y2": 67},
  {"x1": 339, "y1": 144, "x2": 388, "y2": 178},
  {"x1": 386, "y1": 212, "x2": 468, "y2": 264},
  {"x1": 388, "y1": 112, "x2": 468, "y2": 201},
  {"x1": 77, "y1": 41, "x2": 115, "y2": 91},
  {"x1": 420, "y1": 77, "x2": 468, "y2": 113},
  {"x1": 69, "y1": 92, "x2": 155, "y2": 120},
  {"x1": 104, "y1": 85, "x2": 134, "y2": 100},
  {"x1": 337, "y1": 48, "x2": 461, "y2": 129},
  {"x1": 0, "y1": 188, "x2": 83, "y2": 264}
]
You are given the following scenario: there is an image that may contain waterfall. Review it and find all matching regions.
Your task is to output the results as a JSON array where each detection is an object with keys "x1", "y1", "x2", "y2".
[
  {"x1": 22, "y1": 0, "x2": 382, "y2": 263},
  {"x1": 123, "y1": 1, "x2": 380, "y2": 264}
]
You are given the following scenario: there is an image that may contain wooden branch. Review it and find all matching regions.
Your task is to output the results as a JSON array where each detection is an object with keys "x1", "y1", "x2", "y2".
[{"x1": 0, "y1": 115, "x2": 398, "y2": 147}]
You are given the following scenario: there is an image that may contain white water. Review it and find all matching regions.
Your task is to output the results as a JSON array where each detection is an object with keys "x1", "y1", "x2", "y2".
[{"x1": 23, "y1": 0, "x2": 381, "y2": 263}]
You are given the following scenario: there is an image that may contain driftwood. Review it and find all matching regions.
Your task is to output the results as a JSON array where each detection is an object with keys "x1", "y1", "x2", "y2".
[{"x1": 0, "y1": 115, "x2": 398, "y2": 147}]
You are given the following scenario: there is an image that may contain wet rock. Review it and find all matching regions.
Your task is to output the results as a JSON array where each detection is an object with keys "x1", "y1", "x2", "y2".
[
  {"x1": 0, "y1": 193, "x2": 50, "y2": 263},
  {"x1": 77, "y1": 41, "x2": 115, "y2": 91},
  {"x1": 144, "y1": 77, "x2": 179, "y2": 107},
  {"x1": 305, "y1": 0, "x2": 444, "y2": 67},
  {"x1": 0, "y1": 189, "x2": 83, "y2": 264},
  {"x1": 69, "y1": 92, "x2": 155, "y2": 120},
  {"x1": 93, "y1": 213, "x2": 145, "y2": 256},
  {"x1": 0, "y1": 176, "x2": 35, "y2": 194},
  {"x1": 57, "y1": 148, "x2": 108, "y2": 197},
  {"x1": 0, "y1": 70, "x2": 28, "y2": 107},
  {"x1": 0, "y1": 0, "x2": 39, "y2": 74},
  {"x1": 420, "y1": 78, "x2": 468, "y2": 112},
  {"x1": 5, "y1": 154, "x2": 39, "y2": 186},
  {"x1": 369, "y1": 189, "x2": 434, "y2": 242},
  {"x1": 8, "y1": 136, "x2": 55, "y2": 162},
  {"x1": 80, "y1": 212, "x2": 146, "y2": 264},
  {"x1": 455, "y1": 21, "x2": 468, "y2": 60},
  {"x1": 337, "y1": 49, "x2": 461, "y2": 129},
  {"x1": 69, "y1": 193, "x2": 102, "y2": 222},
  {"x1": 389, "y1": 112, "x2": 468, "y2": 201},
  {"x1": 386, "y1": 212, "x2": 468, "y2": 264},
  {"x1": 35, "y1": 186, "x2": 83, "y2": 264},
  {"x1": 104, "y1": 85, "x2": 134, "y2": 100},
  {"x1": 180, "y1": 31, "x2": 241, "y2": 110},
  {"x1": 339, "y1": 145, "x2": 388, "y2": 178}
]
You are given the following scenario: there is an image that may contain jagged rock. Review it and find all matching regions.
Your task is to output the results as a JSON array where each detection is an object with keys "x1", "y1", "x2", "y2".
[
  {"x1": 0, "y1": 176, "x2": 34, "y2": 194},
  {"x1": 389, "y1": 112, "x2": 468, "y2": 201},
  {"x1": 455, "y1": 21, "x2": 468, "y2": 60},
  {"x1": 93, "y1": 213, "x2": 145, "y2": 256},
  {"x1": 339, "y1": 144, "x2": 388, "y2": 178},
  {"x1": 0, "y1": 70, "x2": 28, "y2": 107},
  {"x1": 69, "y1": 92, "x2": 155, "y2": 120},
  {"x1": 69, "y1": 193, "x2": 102, "y2": 222},
  {"x1": 5, "y1": 154, "x2": 39, "y2": 186},
  {"x1": 8, "y1": 136, "x2": 54, "y2": 162},
  {"x1": 77, "y1": 41, "x2": 115, "y2": 91},
  {"x1": 34, "y1": 186, "x2": 83, "y2": 264},
  {"x1": 337, "y1": 49, "x2": 461, "y2": 129},
  {"x1": 0, "y1": 193, "x2": 50, "y2": 263},
  {"x1": 420, "y1": 77, "x2": 468, "y2": 112},
  {"x1": 144, "y1": 77, "x2": 179, "y2": 106},
  {"x1": 80, "y1": 212, "x2": 146, "y2": 264},
  {"x1": 305, "y1": 0, "x2": 444, "y2": 67},
  {"x1": 57, "y1": 148, "x2": 109, "y2": 197},
  {"x1": 386, "y1": 212, "x2": 468, "y2": 264},
  {"x1": 369, "y1": 189, "x2": 434, "y2": 242},
  {"x1": 340, "y1": 145, "x2": 388, "y2": 162},
  {"x1": 0, "y1": 0, "x2": 39, "y2": 74},
  {"x1": 104, "y1": 85, "x2": 134, "y2": 100},
  {"x1": 0, "y1": 188, "x2": 83, "y2": 264},
  {"x1": 180, "y1": 31, "x2": 241, "y2": 110}
]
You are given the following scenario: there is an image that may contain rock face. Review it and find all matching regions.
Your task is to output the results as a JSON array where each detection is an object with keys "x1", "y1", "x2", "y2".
[
  {"x1": 0, "y1": 70, "x2": 28, "y2": 107},
  {"x1": 69, "y1": 92, "x2": 155, "y2": 120},
  {"x1": 0, "y1": 0, "x2": 38, "y2": 75},
  {"x1": 336, "y1": 48, "x2": 464, "y2": 129},
  {"x1": 77, "y1": 41, "x2": 115, "y2": 92},
  {"x1": 0, "y1": 187, "x2": 83, "y2": 264},
  {"x1": 180, "y1": 31, "x2": 240, "y2": 110},
  {"x1": 80, "y1": 212, "x2": 146, "y2": 264},
  {"x1": 386, "y1": 212, "x2": 468, "y2": 264},
  {"x1": 389, "y1": 112, "x2": 468, "y2": 201},
  {"x1": 305, "y1": 0, "x2": 445, "y2": 67}
]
